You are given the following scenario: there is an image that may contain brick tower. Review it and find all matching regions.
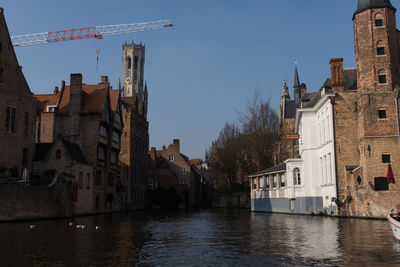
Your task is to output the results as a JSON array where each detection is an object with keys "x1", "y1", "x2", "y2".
[{"x1": 353, "y1": 0, "x2": 400, "y2": 189}]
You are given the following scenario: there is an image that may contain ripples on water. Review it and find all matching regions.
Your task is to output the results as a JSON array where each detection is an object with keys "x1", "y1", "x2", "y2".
[{"x1": 0, "y1": 210, "x2": 399, "y2": 266}]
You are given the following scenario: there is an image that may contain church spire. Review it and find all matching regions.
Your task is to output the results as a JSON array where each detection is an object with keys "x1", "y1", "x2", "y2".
[{"x1": 293, "y1": 61, "x2": 301, "y2": 105}]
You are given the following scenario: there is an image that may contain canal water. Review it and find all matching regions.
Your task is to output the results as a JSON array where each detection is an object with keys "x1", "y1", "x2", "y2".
[{"x1": 0, "y1": 209, "x2": 399, "y2": 266}]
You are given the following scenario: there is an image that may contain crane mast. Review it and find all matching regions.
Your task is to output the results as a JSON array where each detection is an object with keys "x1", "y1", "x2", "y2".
[{"x1": 11, "y1": 19, "x2": 173, "y2": 47}]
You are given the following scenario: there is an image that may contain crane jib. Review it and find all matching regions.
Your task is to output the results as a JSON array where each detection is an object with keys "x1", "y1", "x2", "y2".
[{"x1": 47, "y1": 26, "x2": 102, "y2": 43}]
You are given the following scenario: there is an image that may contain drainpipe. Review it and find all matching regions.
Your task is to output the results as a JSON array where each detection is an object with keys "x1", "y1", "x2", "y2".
[
  {"x1": 331, "y1": 97, "x2": 340, "y2": 215},
  {"x1": 395, "y1": 90, "x2": 400, "y2": 152}
]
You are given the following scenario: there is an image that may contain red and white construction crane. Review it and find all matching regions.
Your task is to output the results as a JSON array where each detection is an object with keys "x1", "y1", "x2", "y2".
[{"x1": 11, "y1": 19, "x2": 173, "y2": 47}]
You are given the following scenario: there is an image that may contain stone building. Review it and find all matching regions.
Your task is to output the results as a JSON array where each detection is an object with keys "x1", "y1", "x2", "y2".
[
  {"x1": 119, "y1": 41, "x2": 149, "y2": 209},
  {"x1": 0, "y1": 8, "x2": 36, "y2": 182},
  {"x1": 34, "y1": 74, "x2": 122, "y2": 213},
  {"x1": 275, "y1": 64, "x2": 304, "y2": 164},
  {"x1": 330, "y1": 0, "x2": 400, "y2": 217}
]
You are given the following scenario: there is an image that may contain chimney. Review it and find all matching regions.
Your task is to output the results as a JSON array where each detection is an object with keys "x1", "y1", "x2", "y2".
[
  {"x1": 173, "y1": 139, "x2": 180, "y2": 153},
  {"x1": 101, "y1": 76, "x2": 108, "y2": 84},
  {"x1": 300, "y1": 83, "x2": 307, "y2": 96},
  {"x1": 329, "y1": 58, "x2": 344, "y2": 93},
  {"x1": 150, "y1": 147, "x2": 156, "y2": 161},
  {"x1": 70, "y1": 73, "x2": 83, "y2": 135},
  {"x1": 54, "y1": 86, "x2": 59, "y2": 94}
]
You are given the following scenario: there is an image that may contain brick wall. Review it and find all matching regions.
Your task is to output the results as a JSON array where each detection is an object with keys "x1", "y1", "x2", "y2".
[{"x1": 0, "y1": 178, "x2": 72, "y2": 221}]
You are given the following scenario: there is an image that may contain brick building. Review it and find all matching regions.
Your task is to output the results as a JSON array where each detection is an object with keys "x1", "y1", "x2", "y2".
[
  {"x1": 0, "y1": 8, "x2": 36, "y2": 182},
  {"x1": 330, "y1": 0, "x2": 400, "y2": 217},
  {"x1": 34, "y1": 74, "x2": 123, "y2": 213},
  {"x1": 120, "y1": 41, "x2": 149, "y2": 209}
]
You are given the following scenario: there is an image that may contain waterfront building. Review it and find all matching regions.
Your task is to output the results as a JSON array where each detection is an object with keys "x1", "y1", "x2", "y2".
[
  {"x1": 251, "y1": 0, "x2": 400, "y2": 218},
  {"x1": 0, "y1": 8, "x2": 36, "y2": 183},
  {"x1": 119, "y1": 41, "x2": 149, "y2": 210},
  {"x1": 33, "y1": 75, "x2": 122, "y2": 213}
]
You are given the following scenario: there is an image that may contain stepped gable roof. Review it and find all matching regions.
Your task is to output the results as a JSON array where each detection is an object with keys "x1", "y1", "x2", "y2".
[
  {"x1": 283, "y1": 100, "x2": 298, "y2": 119},
  {"x1": 354, "y1": 0, "x2": 396, "y2": 18},
  {"x1": 319, "y1": 68, "x2": 357, "y2": 92},
  {"x1": 249, "y1": 163, "x2": 287, "y2": 177},
  {"x1": 34, "y1": 92, "x2": 61, "y2": 114},
  {"x1": 57, "y1": 83, "x2": 108, "y2": 114}
]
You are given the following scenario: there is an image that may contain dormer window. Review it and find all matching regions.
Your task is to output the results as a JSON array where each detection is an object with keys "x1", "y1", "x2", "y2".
[
  {"x1": 46, "y1": 105, "x2": 57, "y2": 112},
  {"x1": 375, "y1": 14, "x2": 383, "y2": 27}
]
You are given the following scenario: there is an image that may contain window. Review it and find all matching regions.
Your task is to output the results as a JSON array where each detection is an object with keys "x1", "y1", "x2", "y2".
[
  {"x1": 328, "y1": 153, "x2": 332, "y2": 184},
  {"x1": 169, "y1": 155, "x2": 174, "y2": 161},
  {"x1": 115, "y1": 112, "x2": 121, "y2": 124},
  {"x1": 95, "y1": 169, "x2": 102, "y2": 186},
  {"x1": 324, "y1": 155, "x2": 327, "y2": 185},
  {"x1": 379, "y1": 74, "x2": 387, "y2": 84},
  {"x1": 320, "y1": 157, "x2": 324, "y2": 185},
  {"x1": 107, "y1": 173, "x2": 115, "y2": 187},
  {"x1": 112, "y1": 130, "x2": 119, "y2": 144},
  {"x1": 293, "y1": 168, "x2": 301, "y2": 186},
  {"x1": 382, "y1": 154, "x2": 391, "y2": 164},
  {"x1": 100, "y1": 124, "x2": 108, "y2": 137},
  {"x1": 252, "y1": 178, "x2": 257, "y2": 190},
  {"x1": 326, "y1": 116, "x2": 330, "y2": 141},
  {"x1": 56, "y1": 149, "x2": 61, "y2": 159},
  {"x1": 374, "y1": 177, "x2": 389, "y2": 191},
  {"x1": 22, "y1": 148, "x2": 28, "y2": 168},
  {"x1": 378, "y1": 109, "x2": 387, "y2": 119},
  {"x1": 97, "y1": 145, "x2": 106, "y2": 161},
  {"x1": 378, "y1": 70, "x2": 387, "y2": 84},
  {"x1": 357, "y1": 175, "x2": 363, "y2": 185},
  {"x1": 265, "y1": 176, "x2": 270, "y2": 189},
  {"x1": 134, "y1": 56, "x2": 138, "y2": 69},
  {"x1": 24, "y1": 112, "x2": 29, "y2": 137},
  {"x1": 272, "y1": 175, "x2": 277, "y2": 188},
  {"x1": 127, "y1": 57, "x2": 132, "y2": 69},
  {"x1": 375, "y1": 13, "x2": 383, "y2": 27},
  {"x1": 111, "y1": 149, "x2": 118, "y2": 165},
  {"x1": 280, "y1": 174, "x2": 285, "y2": 187},
  {"x1": 87, "y1": 173, "x2": 90, "y2": 190},
  {"x1": 79, "y1": 172, "x2": 83, "y2": 189},
  {"x1": 5, "y1": 107, "x2": 15, "y2": 133},
  {"x1": 377, "y1": 47, "x2": 385, "y2": 55}
]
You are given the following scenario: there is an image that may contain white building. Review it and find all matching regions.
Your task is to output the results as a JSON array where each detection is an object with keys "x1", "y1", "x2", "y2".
[{"x1": 251, "y1": 87, "x2": 338, "y2": 215}]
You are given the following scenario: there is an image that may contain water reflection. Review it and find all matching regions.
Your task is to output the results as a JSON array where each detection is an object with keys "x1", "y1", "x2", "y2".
[{"x1": 0, "y1": 210, "x2": 399, "y2": 266}]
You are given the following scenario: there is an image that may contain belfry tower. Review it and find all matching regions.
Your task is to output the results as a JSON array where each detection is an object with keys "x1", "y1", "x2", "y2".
[{"x1": 122, "y1": 41, "x2": 145, "y2": 100}]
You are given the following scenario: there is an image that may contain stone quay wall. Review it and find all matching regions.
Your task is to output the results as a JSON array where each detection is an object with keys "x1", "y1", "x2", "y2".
[
  {"x1": 212, "y1": 192, "x2": 250, "y2": 209},
  {"x1": 0, "y1": 179, "x2": 72, "y2": 221}
]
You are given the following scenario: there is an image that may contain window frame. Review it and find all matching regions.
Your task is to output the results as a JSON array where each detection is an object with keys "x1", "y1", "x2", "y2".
[{"x1": 293, "y1": 168, "x2": 301, "y2": 186}]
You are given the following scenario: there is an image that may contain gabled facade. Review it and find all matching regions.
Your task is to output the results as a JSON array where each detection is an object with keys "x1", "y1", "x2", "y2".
[
  {"x1": 34, "y1": 75, "x2": 122, "y2": 213},
  {"x1": 0, "y1": 8, "x2": 36, "y2": 182}
]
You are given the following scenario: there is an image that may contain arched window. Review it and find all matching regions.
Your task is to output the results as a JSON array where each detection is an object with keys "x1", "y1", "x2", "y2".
[
  {"x1": 134, "y1": 56, "x2": 138, "y2": 69},
  {"x1": 293, "y1": 168, "x2": 301, "y2": 186},
  {"x1": 127, "y1": 57, "x2": 132, "y2": 69},
  {"x1": 377, "y1": 40, "x2": 385, "y2": 55},
  {"x1": 378, "y1": 69, "x2": 387, "y2": 84},
  {"x1": 375, "y1": 13, "x2": 383, "y2": 27}
]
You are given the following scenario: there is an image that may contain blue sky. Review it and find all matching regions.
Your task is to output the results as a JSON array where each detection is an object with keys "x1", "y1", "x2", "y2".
[{"x1": 0, "y1": 0, "x2": 382, "y2": 159}]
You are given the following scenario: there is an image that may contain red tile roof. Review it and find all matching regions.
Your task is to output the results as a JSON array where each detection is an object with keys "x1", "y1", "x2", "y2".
[
  {"x1": 57, "y1": 84, "x2": 108, "y2": 114},
  {"x1": 34, "y1": 93, "x2": 61, "y2": 113},
  {"x1": 109, "y1": 89, "x2": 119, "y2": 112}
]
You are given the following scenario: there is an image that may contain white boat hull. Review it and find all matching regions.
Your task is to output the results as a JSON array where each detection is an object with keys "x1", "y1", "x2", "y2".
[{"x1": 388, "y1": 214, "x2": 400, "y2": 241}]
